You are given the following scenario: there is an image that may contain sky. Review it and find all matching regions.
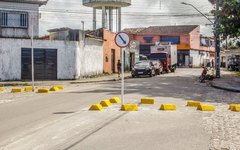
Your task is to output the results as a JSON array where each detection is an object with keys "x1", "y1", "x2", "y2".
[{"x1": 39, "y1": 0, "x2": 215, "y2": 36}]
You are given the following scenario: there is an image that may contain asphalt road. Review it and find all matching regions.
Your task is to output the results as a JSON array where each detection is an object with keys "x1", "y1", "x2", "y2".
[{"x1": 0, "y1": 68, "x2": 238, "y2": 150}]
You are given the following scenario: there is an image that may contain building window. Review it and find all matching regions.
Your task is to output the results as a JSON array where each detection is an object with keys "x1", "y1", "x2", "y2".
[
  {"x1": 160, "y1": 36, "x2": 180, "y2": 44},
  {"x1": 0, "y1": 11, "x2": 28, "y2": 28},
  {"x1": 143, "y1": 37, "x2": 153, "y2": 43}
]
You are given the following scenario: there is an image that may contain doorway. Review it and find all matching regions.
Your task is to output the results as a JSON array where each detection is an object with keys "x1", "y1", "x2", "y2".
[{"x1": 111, "y1": 49, "x2": 115, "y2": 73}]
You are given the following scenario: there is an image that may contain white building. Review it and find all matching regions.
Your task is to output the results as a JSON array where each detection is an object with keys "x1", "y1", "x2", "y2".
[
  {"x1": 0, "y1": 0, "x2": 104, "y2": 81},
  {"x1": 0, "y1": 0, "x2": 47, "y2": 38}
]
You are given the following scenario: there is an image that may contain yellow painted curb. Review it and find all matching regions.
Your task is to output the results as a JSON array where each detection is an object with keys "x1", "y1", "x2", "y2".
[
  {"x1": 160, "y1": 104, "x2": 176, "y2": 111},
  {"x1": 89, "y1": 104, "x2": 104, "y2": 111},
  {"x1": 141, "y1": 98, "x2": 155, "y2": 104},
  {"x1": 231, "y1": 105, "x2": 240, "y2": 112},
  {"x1": 56, "y1": 85, "x2": 64, "y2": 90},
  {"x1": 38, "y1": 88, "x2": 49, "y2": 93},
  {"x1": 197, "y1": 104, "x2": 215, "y2": 111},
  {"x1": 11, "y1": 88, "x2": 24, "y2": 93},
  {"x1": 121, "y1": 104, "x2": 138, "y2": 111},
  {"x1": 0, "y1": 87, "x2": 3, "y2": 93},
  {"x1": 187, "y1": 101, "x2": 201, "y2": 107},
  {"x1": 109, "y1": 97, "x2": 121, "y2": 103},
  {"x1": 25, "y1": 86, "x2": 33, "y2": 92},
  {"x1": 229, "y1": 104, "x2": 239, "y2": 110},
  {"x1": 100, "y1": 100, "x2": 112, "y2": 107},
  {"x1": 50, "y1": 86, "x2": 59, "y2": 91}
]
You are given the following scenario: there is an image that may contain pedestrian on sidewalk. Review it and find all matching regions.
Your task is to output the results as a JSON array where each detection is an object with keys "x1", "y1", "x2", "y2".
[{"x1": 117, "y1": 60, "x2": 121, "y2": 78}]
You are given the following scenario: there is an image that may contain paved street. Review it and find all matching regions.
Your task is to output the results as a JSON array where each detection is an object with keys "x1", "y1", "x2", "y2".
[{"x1": 0, "y1": 68, "x2": 240, "y2": 150}]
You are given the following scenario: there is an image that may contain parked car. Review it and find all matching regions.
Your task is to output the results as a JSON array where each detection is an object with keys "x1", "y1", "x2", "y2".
[
  {"x1": 132, "y1": 61, "x2": 155, "y2": 77},
  {"x1": 150, "y1": 60, "x2": 163, "y2": 75}
]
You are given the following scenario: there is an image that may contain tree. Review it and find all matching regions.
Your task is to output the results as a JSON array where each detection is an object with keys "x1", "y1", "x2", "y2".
[{"x1": 209, "y1": 0, "x2": 240, "y2": 38}]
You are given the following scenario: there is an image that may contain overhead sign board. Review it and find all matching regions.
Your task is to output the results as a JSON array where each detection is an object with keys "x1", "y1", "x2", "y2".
[{"x1": 115, "y1": 32, "x2": 130, "y2": 48}]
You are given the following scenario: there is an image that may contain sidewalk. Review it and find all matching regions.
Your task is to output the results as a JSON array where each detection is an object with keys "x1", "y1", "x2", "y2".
[
  {"x1": 0, "y1": 73, "x2": 132, "y2": 87},
  {"x1": 210, "y1": 70, "x2": 240, "y2": 92}
]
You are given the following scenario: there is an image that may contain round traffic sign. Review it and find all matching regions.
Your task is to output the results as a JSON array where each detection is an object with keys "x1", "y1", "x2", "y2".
[{"x1": 114, "y1": 32, "x2": 130, "y2": 48}]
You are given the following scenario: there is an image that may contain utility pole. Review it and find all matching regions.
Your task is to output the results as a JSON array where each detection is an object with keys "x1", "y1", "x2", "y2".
[
  {"x1": 215, "y1": 0, "x2": 221, "y2": 78},
  {"x1": 181, "y1": 1, "x2": 221, "y2": 78}
]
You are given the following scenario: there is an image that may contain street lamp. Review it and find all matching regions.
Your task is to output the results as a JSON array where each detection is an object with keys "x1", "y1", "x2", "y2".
[{"x1": 181, "y1": 1, "x2": 221, "y2": 78}]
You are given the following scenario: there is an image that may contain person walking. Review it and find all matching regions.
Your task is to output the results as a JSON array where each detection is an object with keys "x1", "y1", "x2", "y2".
[{"x1": 117, "y1": 60, "x2": 121, "y2": 78}]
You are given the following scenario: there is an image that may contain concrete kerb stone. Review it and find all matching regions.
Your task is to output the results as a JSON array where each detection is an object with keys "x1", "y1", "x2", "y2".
[
  {"x1": 11, "y1": 88, "x2": 24, "y2": 93},
  {"x1": 100, "y1": 100, "x2": 112, "y2": 107},
  {"x1": 50, "y1": 86, "x2": 60, "y2": 92},
  {"x1": 37, "y1": 88, "x2": 49, "y2": 93},
  {"x1": 197, "y1": 104, "x2": 215, "y2": 111},
  {"x1": 109, "y1": 97, "x2": 121, "y2": 103},
  {"x1": 187, "y1": 101, "x2": 201, "y2": 107},
  {"x1": 159, "y1": 104, "x2": 177, "y2": 111},
  {"x1": 121, "y1": 104, "x2": 138, "y2": 111},
  {"x1": 89, "y1": 104, "x2": 104, "y2": 111},
  {"x1": 231, "y1": 105, "x2": 240, "y2": 112},
  {"x1": 56, "y1": 85, "x2": 64, "y2": 90},
  {"x1": 140, "y1": 98, "x2": 155, "y2": 104},
  {"x1": 24, "y1": 86, "x2": 33, "y2": 92}
]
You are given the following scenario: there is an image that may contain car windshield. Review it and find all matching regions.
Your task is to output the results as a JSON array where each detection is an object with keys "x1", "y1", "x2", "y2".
[
  {"x1": 149, "y1": 53, "x2": 167, "y2": 60},
  {"x1": 135, "y1": 62, "x2": 150, "y2": 67}
]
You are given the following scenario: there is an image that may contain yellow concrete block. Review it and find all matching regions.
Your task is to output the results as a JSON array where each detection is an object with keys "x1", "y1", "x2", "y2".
[
  {"x1": 38, "y1": 88, "x2": 49, "y2": 93},
  {"x1": 89, "y1": 104, "x2": 104, "y2": 111},
  {"x1": 229, "y1": 104, "x2": 240, "y2": 110},
  {"x1": 0, "y1": 87, "x2": 3, "y2": 93},
  {"x1": 121, "y1": 104, "x2": 138, "y2": 111},
  {"x1": 56, "y1": 85, "x2": 64, "y2": 90},
  {"x1": 11, "y1": 88, "x2": 24, "y2": 93},
  {"x1": 197, "y1": 104, "x2": 215, "y2": 111},
  {"x1": 187, "y1": 101, "x2": 201, "y2": 107},
  {"x1": 25, "y1": 86, "x2": 33, "y2": 92},
  {"x1": 100, "y1": 100, "x2": 112, "y2": 107},
  {"x1": 231, "y1": 105, "x2": 240, "y2": 112},
  {"x1": 160, "y1": 104, "x2": 176, "y2": 111},
  {"x1": 50, "y1": 86, "x2": 59, "y2": 91},
  {"x1": 141, "y1": 98, "x2": 155, "y2": 104},
  {"x1": 109, "y1": 97, "x2": 121, "y2": 103}
]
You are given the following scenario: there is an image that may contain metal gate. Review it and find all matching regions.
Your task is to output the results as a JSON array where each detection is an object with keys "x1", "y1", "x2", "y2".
[{"x1": 21, "y1": 48, "x2": 57, "y2": 80}]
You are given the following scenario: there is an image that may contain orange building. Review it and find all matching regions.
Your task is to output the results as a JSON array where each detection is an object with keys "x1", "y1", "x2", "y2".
[
  {"x1": 124, "y1": 25, "x2": 215, "y2": 67},
  {"x1": 103, "y1": 29, "x2": 121, "y2": 74}
]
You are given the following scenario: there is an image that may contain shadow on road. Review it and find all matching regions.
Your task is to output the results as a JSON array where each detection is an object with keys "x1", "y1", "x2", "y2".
[{"x1": 69, "y1": 74, "x2": 240, "y2": 104}]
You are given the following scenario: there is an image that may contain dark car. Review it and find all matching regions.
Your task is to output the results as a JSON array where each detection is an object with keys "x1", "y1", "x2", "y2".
[
  {"x1": 150, "y1": 60, "x2": 163, "y2": 75},
  {"x1": 132, "y1": 61, "x2": 155, "y2": 77}
]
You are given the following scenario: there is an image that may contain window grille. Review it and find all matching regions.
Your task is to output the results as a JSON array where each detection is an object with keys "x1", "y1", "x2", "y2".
[{"x1": 0, "y1": 11, "x2": 28, "y2": 28}]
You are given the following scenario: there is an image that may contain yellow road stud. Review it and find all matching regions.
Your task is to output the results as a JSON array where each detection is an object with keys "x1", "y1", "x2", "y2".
[
  {"x1": 0, "y1": 87, "x2": 3, "y2": 93},
  {"x1": 38, "y1": 88, "x2": 49, "y2": 93},
  {"x1": 50, "y1": 86, "x2": 59, "y2": 91},
  {"x1": 25, "y1": 86, "x2": 33, "y2": 92},
  {"x1": 197, "y1": 104, "x2": 215, "y2": 111},
  {"x1": 141, "y1": 98, "x2": 155, "y2": 104},
  {"x1": 109, "y1": 97, "x2": 121, "y2": 103},
  {"x1": 56, "y1": 86, "x2": 64, "y2": 90},
  {"x1": 89, "y1": 104, "x2": 104, "y2": 111},
  {"x1": 231, "y1": 105, "x2": 240, "y2": 112},
  {"x1": 229, "y1": 104, "x2": 239, "y2": 110},
  {"x1": 121, "y1": 104, "x2": 138, "y2": 111},
  {"x1": 187, "y1": 101, "x2": 201, "y2": 107},
  {"x1": 160, "y1": 104, "x2": 176, "y2": 111},
  {"x1": 11, "y1": 88, "x2": 23, "y2": 93},
  {"x1": 100, "y1": 100, "x2": 112, "y2": 107}
]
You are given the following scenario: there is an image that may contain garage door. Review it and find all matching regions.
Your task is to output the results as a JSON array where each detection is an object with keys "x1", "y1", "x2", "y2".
[{"x1": 21, "y1": 48, "x2": 57, "y2": 80}]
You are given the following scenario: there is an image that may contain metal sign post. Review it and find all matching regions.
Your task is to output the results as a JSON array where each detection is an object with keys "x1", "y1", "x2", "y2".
[
  {"x1": 31, "y1": 18, "x2": 35, "y2": 92},
  {"x1": 114, "y1": 32, "x2": 130, "y2": 105}
]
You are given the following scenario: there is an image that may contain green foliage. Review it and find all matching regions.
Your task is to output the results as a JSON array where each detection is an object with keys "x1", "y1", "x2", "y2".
[{"x1": 209, "y1": 0, "x2": 240, "y2": 38}]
